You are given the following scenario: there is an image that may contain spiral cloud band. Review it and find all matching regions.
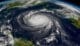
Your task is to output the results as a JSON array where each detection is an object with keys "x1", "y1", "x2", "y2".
[
  {"x1": 16, "y1": 10, "x2": 63, "y2": 46},
  {"x1": 0, "y1": 0, "x2": 80, "y2": 46}
]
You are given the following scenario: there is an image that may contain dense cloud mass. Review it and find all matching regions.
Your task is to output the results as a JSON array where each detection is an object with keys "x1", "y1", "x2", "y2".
[{"x1": 0, "y1": 0, "x2": 80, "y2": 46}]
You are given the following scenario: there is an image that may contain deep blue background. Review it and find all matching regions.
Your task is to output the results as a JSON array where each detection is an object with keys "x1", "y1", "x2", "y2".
[
  {"x1": 60, "y1": 0, "x2": 80, "y2": 6},
  {"x1": 0, "y1": 0, "x2": 8, "y2": 2},
  {"x1": 0, "y1": 0, "x2": 5, "y2": 2}
]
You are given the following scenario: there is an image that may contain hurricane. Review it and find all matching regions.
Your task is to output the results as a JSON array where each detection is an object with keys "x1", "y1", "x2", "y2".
[{"x1": 0, "y1": 0, "x2": 80, "y2": 46}]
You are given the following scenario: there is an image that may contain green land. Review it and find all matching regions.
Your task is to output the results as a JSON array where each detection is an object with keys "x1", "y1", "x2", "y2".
[{"x1": 14, "y1": 38, "x2": 34, "y2": 46}]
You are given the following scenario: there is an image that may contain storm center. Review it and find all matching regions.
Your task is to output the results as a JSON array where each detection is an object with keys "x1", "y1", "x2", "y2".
[{"x1": 23, "y1": 14, "x2": 51, "y2": 28}]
